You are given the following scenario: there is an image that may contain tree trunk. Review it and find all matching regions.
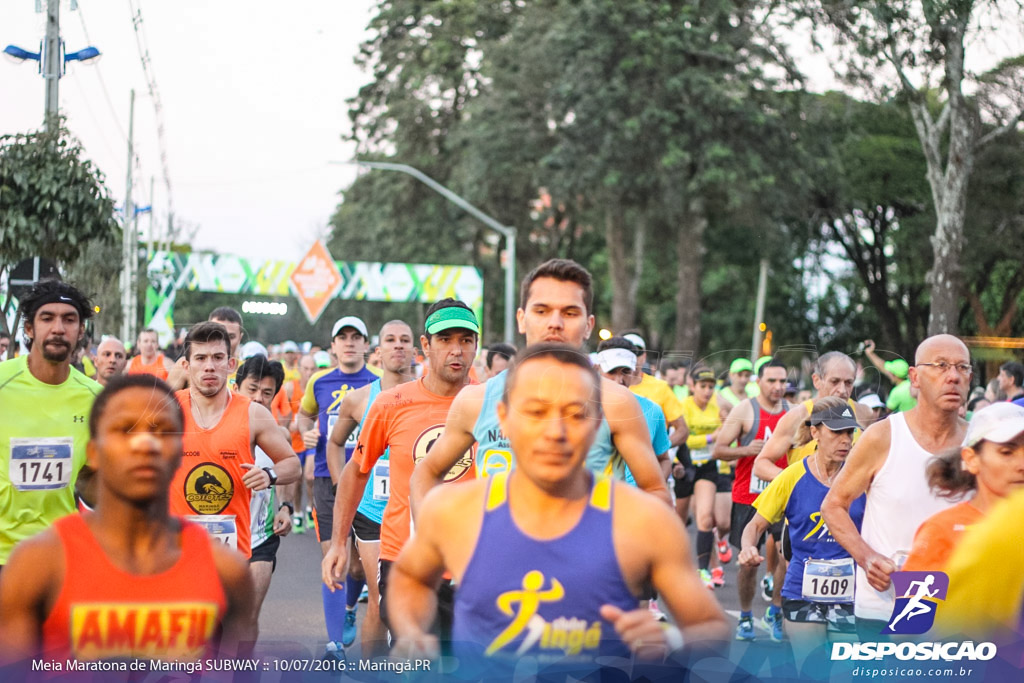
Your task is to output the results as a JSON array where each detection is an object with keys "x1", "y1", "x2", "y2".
[
  {"x1": 674, "y1": 196, "x2": 706, "y2": 353},
  {"x1": 605, "y1": 198, "x2": 642, "y2": 332}
]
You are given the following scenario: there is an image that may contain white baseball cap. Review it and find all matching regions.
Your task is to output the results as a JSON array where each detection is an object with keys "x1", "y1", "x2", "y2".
[
  {"x1": 964, "y1": 402, "x2": 1024, "y2": 448},
  {"x1": 858, "y1": 393, "x2": 885, "y2": 409},
  {"x1": 623, "y1": 333, "x2": 646, "y2": 352},
  {"x1": 240, "y1": 341, "x2": 268, "y2": 360},
  {"x1": 332, "y1": 316, "x2": 368, "y2": 339},
  {"x1": 596, "y1": 348, "x2": 637, "y2": 373},
  {"x1": 280, "y1": 340, "x2": 299, "y2": 353}
]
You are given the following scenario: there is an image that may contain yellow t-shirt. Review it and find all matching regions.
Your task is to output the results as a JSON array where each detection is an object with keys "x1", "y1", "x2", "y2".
[
  {"x1": 938, "y1": 489, "x2": 1024, "y2": 638},
  {"x1": 631, "y1": 373, "x2": 684, "y2": 424},
  {"x1": 681, "y1": 394, "x2": 720, "y2": 464}
]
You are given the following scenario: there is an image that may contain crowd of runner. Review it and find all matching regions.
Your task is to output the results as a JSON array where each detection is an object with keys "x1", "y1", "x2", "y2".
[{"x1": 0, "y1": 260, "x2": 1022, "y2": 678}]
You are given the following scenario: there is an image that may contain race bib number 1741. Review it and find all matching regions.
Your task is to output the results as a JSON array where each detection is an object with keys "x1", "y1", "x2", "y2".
[{"x1": 9, "y1": 437, "x2": 74, "y2": 491}]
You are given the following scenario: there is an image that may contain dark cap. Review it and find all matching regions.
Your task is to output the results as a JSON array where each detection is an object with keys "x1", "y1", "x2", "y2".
[
  {"x1": 693, "y1": 368, "x2": 716, "y2": 383},
  {"x1": 810, "y1": 403, "x2": 859, "y2": 432}
]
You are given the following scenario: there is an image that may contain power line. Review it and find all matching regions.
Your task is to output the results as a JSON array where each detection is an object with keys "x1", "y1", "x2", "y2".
[
  {"x1": 74, "y1": 1, "x2": 128, "y2": 143},
  {"x1": 126, "y1": 0, "x2": 174, "y2": 224}
]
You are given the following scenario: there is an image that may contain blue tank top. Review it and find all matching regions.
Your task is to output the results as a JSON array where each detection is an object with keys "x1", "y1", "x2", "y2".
[
  {"x1": 452, "y1": 472, "x2": 636, "y2": 669},
  {"x1": 355, "y1": 380, "x2": 388, "y2": 524},
  {"x1": 473, "y1": 371, "x2": 615, "y2": 478}
]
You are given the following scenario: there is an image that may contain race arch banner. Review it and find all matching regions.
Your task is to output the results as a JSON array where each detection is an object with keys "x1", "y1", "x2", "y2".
[{"x1": 145, "y1": 250, "x2": 483, "y2": 344}]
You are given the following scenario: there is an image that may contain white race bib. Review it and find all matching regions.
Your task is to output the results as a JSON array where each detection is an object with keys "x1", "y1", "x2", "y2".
[
  {"x1": 9, "y1": 437, "x2": 74, "y2": 491},
  {"x1": 749, "y1": 473, "x2": 769, "y2": 494},
  {"x1": 372, "y1": 460, "x2": 390, "y2": 501},
  {"x1": 801, "y1": 558, "x2": 855, "y2": 603},
  {"x1": 691, "y1": 446, "x2": 711, "y2": 466},
  {"x1": 186, "y1": 514, "x2": 238, "y2": 551}
]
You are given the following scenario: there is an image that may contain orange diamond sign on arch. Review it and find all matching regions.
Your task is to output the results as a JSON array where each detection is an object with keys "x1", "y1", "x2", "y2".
[{"x1": 289, "y1": 240, "x2": 343, "y2": 324}]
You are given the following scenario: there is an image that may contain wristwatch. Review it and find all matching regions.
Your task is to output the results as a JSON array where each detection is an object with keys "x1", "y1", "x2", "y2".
[{"x1": 262, "y1": 467, "x2": 278, "y2": 486}]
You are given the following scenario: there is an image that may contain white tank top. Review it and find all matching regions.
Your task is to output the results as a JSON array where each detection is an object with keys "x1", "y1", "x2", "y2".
[{"x1": 855, "y1": 412, "x2": 956, "y2": 620}]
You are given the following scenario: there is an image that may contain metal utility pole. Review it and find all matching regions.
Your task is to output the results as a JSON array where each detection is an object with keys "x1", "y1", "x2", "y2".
[
  {"x1": 120, "y1": 89, "x2": 137, "y2": 344},
  {"x1": 42, "y1": 0, "x2": 60, "y2": 129},
  {"x1": 340, "y1": 160, "x2": 518, "y2": 344},
  {"x1": 750, "y1": 258, "x2": 768, "y2": 361}
]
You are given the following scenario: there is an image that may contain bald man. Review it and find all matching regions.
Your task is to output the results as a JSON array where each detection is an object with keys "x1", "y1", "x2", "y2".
[
  {"x1": 93, "y1": 337, "x2": 128, "y2": 387},
  {"x1": 822, "y1": 335, "x2": 970, "y2": 638}
]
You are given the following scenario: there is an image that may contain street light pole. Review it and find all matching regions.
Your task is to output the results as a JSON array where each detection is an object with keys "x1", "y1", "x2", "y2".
[
  {"x1": 42, "y1": 0, "x2": 60, "y2": 129},
  {"x1": 121, "y1": 89, "x2": 137, "y2": 344},
  {"x1": 338, "y1": 160, "x2": 518, "y2": 344}
]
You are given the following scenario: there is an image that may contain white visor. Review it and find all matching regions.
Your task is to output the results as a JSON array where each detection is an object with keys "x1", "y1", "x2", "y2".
[{"x1": 597, "y1": 348, "x2": 637, "y2": 373}]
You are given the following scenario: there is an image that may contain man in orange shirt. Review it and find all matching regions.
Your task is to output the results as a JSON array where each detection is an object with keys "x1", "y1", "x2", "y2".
[
  {"x1": 322, "y1": 299, "x2": 478, "y2": 644},
  {"x1": 169, "y1": 322, "x2": 300, "y2": 560},
  {"x1": 127, "y1": 328, "x2": 174, "y2": 379}
]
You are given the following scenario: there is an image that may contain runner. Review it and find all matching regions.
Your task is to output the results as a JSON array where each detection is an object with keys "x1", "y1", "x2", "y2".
[
  {"x1": 385, "y1": 344, "x2": 728, "y2": 677},
  {"x1": 297, "y1": 315, "x2": 378, "y2": 658},
  {"x1": 279, "y1": 340, "x2": 301, "y2": 382},
  {"x1": 718, "y1": 358, "x2": 753, "y2": 419},
  {"x1": 321, "y1": 300, "x2": 479, "y2": 650},
  {"x1": 753, "y1": 351, "x2": 873, "y2": 482},
  {"x1": 937, "y1": 487, "x2": 1024, "y2": 639},
  {"x1": 323, "y1": 320, "x2": 416, "y2": 656},
  {"x1": 409, "y1": 259, "x2": 668, "y2": 509},
  {"x1": 287, "y1": 353, "x2": 318, "y2": 532},
  {"x1": 483, "y1": 343, "x2": 516, "y2": 380},
  {"x1": 998, "y1": 361, "x2": 1024, "y2": 403},
  {"x1": 0, "y1": 373, "x2": 253, "y2": 666},
  {"x1": 0, "y1": 280, "x2": 101, "y2": 563},
  {"x1": 622, "y1": 334, "x2": 688, "y2": 444},
  {"x1": 738, "y1": 396, "x2": 865, "y2": 664},
  {"x1": 234, "y1": 354, "x2": 293, "y2": 625},
  {"x1": 682, "y1": 367, "x2": 725, "y2": 589},
  {"x1": 93, "y1": 336, "x2": 127, "y2": 387},
  {"x1": 863, "y1": 340, "x2": 916, "y2": 412},
  {"x1": 712, "y1": 359, "x2": 790, "y2": 641},
  {"x1": 822, "y1": 334, "x2": 969, "y2": 639},
  {"x1": 169, "y1": 322, "x2": 299, "y2": 563},
  {"x1": 903, "y1": 401, "x2": 1024, "y2": 571},
  {"x1": 127, "y1": 328, "x2": 174, "y2": 380}
]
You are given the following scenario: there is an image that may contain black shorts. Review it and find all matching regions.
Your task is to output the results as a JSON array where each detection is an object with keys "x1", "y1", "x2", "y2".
[
  {"x1": 782, "y1": 598, "x2": 856, "y2": 633},
  {"x1": 312, "y1": 476, "x2": 336, "y2": 543},
  {"x1": 717, "y1": 471, "x2": 734, "y2": 494},
  {"x1": 352, "y1": 510, "x2": 382, "y2": 543},
  {"x1": 673, "y1": 465, "x2": 696, "y2": 498},
  {"x1": 248, "y1": 534, "x2": 281, "y2": 571},
  {"x1": 729, "y1": 502, "x2": 783, "y2": 550},
  {"x1": 378, "y1": 559, "x2": 454, "y2": 644}
]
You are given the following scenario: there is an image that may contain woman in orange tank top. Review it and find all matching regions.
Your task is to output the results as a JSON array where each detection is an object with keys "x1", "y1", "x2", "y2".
[{"x1": 0, "y1": 374, "x2": 254, "y2": 667}]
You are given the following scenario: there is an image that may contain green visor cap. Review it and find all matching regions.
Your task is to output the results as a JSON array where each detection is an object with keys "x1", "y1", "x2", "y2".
[
  {"x1": 425, "y1": 306, "x2": 480, "y2": 335},
  {"x1": 729, "y1": 358, "x2": 753, "y2": 374}
]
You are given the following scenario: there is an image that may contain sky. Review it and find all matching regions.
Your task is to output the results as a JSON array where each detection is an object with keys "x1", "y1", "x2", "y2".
[
  {"x1": 2, "y1": 1, "x2": 1020, "y2": 268},
  {"x1": 1, "y1": 0, "x2": 376, "y2": 264}
]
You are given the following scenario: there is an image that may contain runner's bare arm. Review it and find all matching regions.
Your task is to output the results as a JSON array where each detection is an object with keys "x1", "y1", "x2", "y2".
[
  {"x1": 325, "y1": 388, "x2": 367, "y2": 485},
  {"x1": 322, "y1": 401, "x2": 387, "y2": 590},
  {"x1": 387, "y1": 492, "x2": 452, "y2": 660},
  {"x1": 737, "y1": 513, "x2": 771, "y2": 566},
  {"x1": 0, "y1": 532, "x2": 61, "y2": 664},
  {"x1": 712, "y1": 400, "x2": 759, "y2": 462},
  {"x1": 166, "y1": 357, "x2": 188, "y2": 391},
  {"x1": 210, "y1": 540, "x2": 257, "y2": 658},
  {"x1": 248, "y1": 402, "x2": 301, "y2": 486},
  {"x1": 604, "y1": 381, "x2": 671, "y2": 506},
  {"x1": 614, "y1": 484, "x2": 730, "y2": 652},
  {"x1": 408, "y1": 384, "x2": 483, "y2": 519},
  {"x1": 298, "y1": 407, "x2": 319, "y2": 450},
  {"x1": 667, "y1": 415, "x2": 689, "y2": 448},
  {"x1": 753, "y1": 404, "x2": 806, "y2": 481},
  {"x1": 821, "y1": 419, "x2": 895, "y2": 591}
]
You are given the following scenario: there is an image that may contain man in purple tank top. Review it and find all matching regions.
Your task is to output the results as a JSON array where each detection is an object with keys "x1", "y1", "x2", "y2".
[
  {"x1": 385, "y1": 344, "x2": 728, "y2": 674},
  {"x1": 822, "y1": 334, "x2": 970, "y2": 639}
]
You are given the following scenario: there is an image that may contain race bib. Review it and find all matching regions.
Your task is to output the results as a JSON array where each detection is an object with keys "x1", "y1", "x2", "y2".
[
  {"x1": 749, "y1": 473, "x2": 769, "y2": 495},
  {"x1": 478, "y1": 449, "x2": 513, "y2": 478},
  {"x1": 372, "y1": 460, "x2": 390, "y2": 501},
  {"x1": 9, "y1": 437, "x2": 74, "y2": 491},
  {"x1": 691, "y1": 446, "x2": 711, "y2": 466},
  {"x1": 346, "y1": 424, "x2": 361, "y2": 447},
  {"x1": 186, "y1": 514, "x2": 238, "y2": 551},
  {"x1": 801, "y1": 558, "x2": 855, "y2": 603},
  {"x1": 327, "y1": 414, "x2": 339, "y2": 435}
]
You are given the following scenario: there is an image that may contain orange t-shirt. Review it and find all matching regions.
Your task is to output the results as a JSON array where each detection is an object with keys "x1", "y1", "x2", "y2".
[
  {"x1": 41, "y1": 515, "x2": 226, "y2": 662},
  {"x1": 271, "y1": 385, "x2": 290, "y2": 423},
  {"x1": 171, "y1": 390, "x2": 255, "y2": 557},
  {"x1": 903, "y1": 500, "x2": 984, "y2": 573},
  {"x1": 128, "y1": 353, "x2": 169, "y2": 380},
  {"x1": 286, "y1": 378, "x2": 305, "y2": 452},
  {"x1": 355, "y1": 378, "x2": 476, "y2": 561}
]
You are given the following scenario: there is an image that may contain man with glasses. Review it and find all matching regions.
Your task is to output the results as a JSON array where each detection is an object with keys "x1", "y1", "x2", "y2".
[{"x1": 822, "y1": 335, "x2": 970, "y2": 639}]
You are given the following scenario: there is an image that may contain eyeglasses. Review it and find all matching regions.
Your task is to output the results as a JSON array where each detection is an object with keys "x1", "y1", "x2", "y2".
[{"x1": 916, "y1": 361, "x2": 973, "y2": 376}]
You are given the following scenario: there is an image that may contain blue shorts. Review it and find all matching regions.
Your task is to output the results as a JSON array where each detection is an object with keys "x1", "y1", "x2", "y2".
[{"x1": 296, "y1": 448, "x2": 314, "y2": 466}]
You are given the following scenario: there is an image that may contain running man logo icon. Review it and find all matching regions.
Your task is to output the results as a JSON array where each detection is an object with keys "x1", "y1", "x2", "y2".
[
  {"x1": 883, "y1": 571, "x2": 949, "y2": 634},
  {"x1": 485, "y1": 570, "x2": 565, "y2": 655}
]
